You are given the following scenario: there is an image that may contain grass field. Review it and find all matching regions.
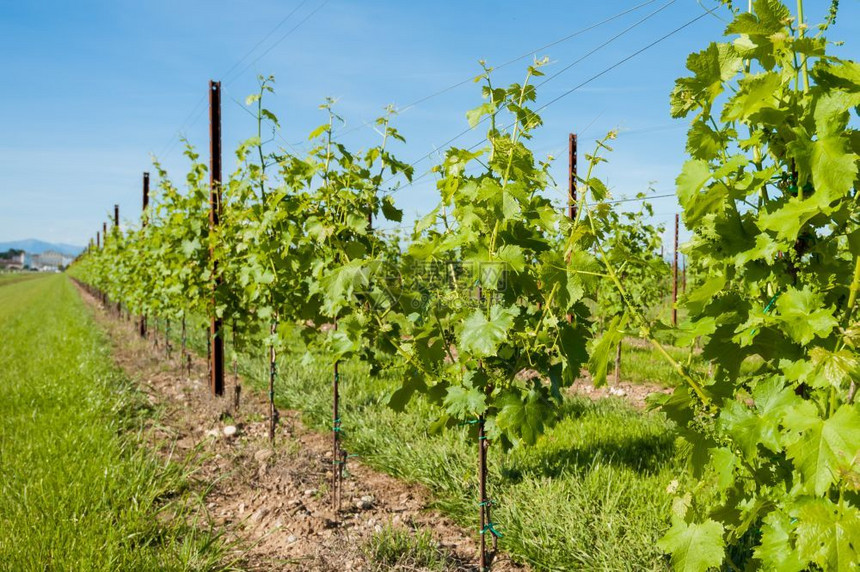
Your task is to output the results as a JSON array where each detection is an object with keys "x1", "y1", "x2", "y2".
[
  {"x1": 0, "y1": 271, "x2": 44, "y2": 287},
  {"x1": 166, "y1": 316, "x2": 680, "y2": 571},
  {"x1": 0, "y1": 276, "x2": 229, "y2": 571}
]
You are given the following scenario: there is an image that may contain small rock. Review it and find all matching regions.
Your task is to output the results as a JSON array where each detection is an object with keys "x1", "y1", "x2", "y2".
[
  {"x1": 251, "y1": 507, "x2": 269, "y2": 522},
  {"x1": 254, "y1": 449, "x2": 273, "y2": 463},
  {"x1": 204, "y1": 429, "x2": 219, "y2": 439},
  {"x1": 374, "y1": 524, "x2": 383, "y2": 533},
  {"x1": 222, "y1": 425, "x2": 238, "y2": 437},
  {"x1": 287, "y1": 535, "x2": 297, "y2": 544},
  {"x1": 238, "y1": 502, "x2": 246, "y2": 514},
  {"x1": 303, "y1": 488, "x2": 317, "y2": 497}
]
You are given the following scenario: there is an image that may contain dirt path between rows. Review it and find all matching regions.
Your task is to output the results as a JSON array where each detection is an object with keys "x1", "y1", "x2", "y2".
[
  {"x1": 77, "y1": 287, "x2": 526, "y2": 572},
  {"x1": 567, "y1": 375, "x2": 671, "y2": 409}
]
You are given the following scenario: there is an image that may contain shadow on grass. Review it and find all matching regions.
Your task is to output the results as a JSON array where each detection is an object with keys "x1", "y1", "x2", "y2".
[
  {"x1": 500, "y1": 398, "x2": 675, "y2": 482},
  {"x1": 501, "y1": 432, "x2": 675, "y2": 482}
]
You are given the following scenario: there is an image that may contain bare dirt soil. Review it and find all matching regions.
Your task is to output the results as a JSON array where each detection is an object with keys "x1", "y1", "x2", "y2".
[
  {"x1": 78, "y1": 288, "x2": 526, "y2": 572},
  {"x1": 567, "y1": 374, "x2": 671, "y2": 409}
]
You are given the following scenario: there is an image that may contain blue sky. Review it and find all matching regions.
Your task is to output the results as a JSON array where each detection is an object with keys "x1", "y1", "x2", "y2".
[{"x1": 1, "y1": 0, "x2": 858, "y2": 249}]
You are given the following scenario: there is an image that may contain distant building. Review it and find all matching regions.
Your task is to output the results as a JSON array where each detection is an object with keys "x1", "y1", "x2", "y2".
[
  {"x1": 0, "y1": 251, "x2": 25, "y2": 270},
  {"x1": 30, "y1": 250, "x2": 73, "y2": 272}
]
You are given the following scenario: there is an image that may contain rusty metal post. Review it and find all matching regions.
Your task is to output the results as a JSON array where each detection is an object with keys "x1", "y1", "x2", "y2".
[
  {"x1": 209, "y1": 80, "x2": 225, "y2": 397},
  {"x1": 478, "y1": 415, "x2": 490, "y2": 570},
  {"x1": 142, "y1": 172, "x2": 150, "y2": 214},
  {"x1": 682, "y1": 255, "x2": 687, "y2": 295},
  {"x1": 269, "y1": 319, "x2": 277, "y2": 442},
  {"x1": 568, "y1": 133, "x2": 578, "y2": 220},
  {"x1": 140, "y1": 172, "x2": 149, "y2": 339},
  {"x1": 332, "y1": 349, "x2": 342, "y2": 514},
  {"x1": 101, "y1": 221, "x2": 108, "y2": 306},
  {"x1": 566, "y1": 133, "x2": 577, "y2": 324},
  {"x1": 672, "y1": 214, "x2": 679, "y2": 326},
  {"x1": 114, "y1": 205, "x2": 121, "y2": 315},
  {"x1": 231, "y1": 322, "x2": 241, "y2": 411},
  {"x1": 181, "y1": 314, "x2": 190, "y2": 377}
]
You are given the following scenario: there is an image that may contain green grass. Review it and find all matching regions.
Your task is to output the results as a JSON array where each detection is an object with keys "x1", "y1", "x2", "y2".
[
  {"x1": 0, "y1": 276, "x2": 230, "y2": 571},
  {"x1": 363, "y1": 525, "x2": 453, "y2": 571},
  {"x1": 166, "y1": 319, "x2": 678, "y2": 571},
  {"x1": 0, "y1": 271, "x2": 45, "y2": 288},
  {"x1": 617, "y1": 338, "x2": 700, "y2": 387}
]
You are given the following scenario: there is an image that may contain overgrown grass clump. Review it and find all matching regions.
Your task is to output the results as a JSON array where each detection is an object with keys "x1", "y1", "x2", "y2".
[
  {"x1": 0, "y1": 276, "x2": 228, "y2": 571},
  {"x1": 363, "y1": 525, "x2": 453, "y2": 571}
]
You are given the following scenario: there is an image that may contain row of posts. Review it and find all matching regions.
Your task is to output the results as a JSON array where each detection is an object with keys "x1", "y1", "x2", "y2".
[{"x1": 90, "y1": 81, "x2": 226, "y2": 398}]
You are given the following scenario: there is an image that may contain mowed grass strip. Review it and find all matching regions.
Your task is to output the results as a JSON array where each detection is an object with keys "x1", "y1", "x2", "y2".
[
  {"x1": 0, "y1": 276, "x2": 228, "y2": 571},
  {"x1": 0, "y1": 272, "x2": 46, "y2": 288}
]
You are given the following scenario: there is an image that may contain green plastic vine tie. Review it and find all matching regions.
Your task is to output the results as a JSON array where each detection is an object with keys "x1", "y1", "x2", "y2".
[
  {"x1": 481, "y1": 522, "x2": 504, "y2": 538},
  {"x1": 332, "y1": 417, "x2": 342, "y2": 432},
  {"x1": 749, "y1": 290, "x2": 782, "y2": 336},
  {"x1": 763, "y1": 291, "x2": 781, "y2": 314},
  {"x1": 479, "y1": 499, "x2": 494, "y2": 507},
  {"x1": 459, "y1": 419, "x2": 480, "y2": 426}
]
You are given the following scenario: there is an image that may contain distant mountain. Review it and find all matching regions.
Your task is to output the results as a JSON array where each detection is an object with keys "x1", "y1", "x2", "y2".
[{"x1": 0, "y1": 239, "x2": 83, "y2": 256}]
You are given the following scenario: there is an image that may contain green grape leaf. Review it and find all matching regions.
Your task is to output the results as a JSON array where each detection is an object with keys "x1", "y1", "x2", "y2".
[
  {"x1": 811, "y1": 135, "x2": 859, "y2": 204},
  {"x1": 496, "y1": 244, "x2": 526, "y2": 273},
  {"x1": 814, "y1": 91, "x2": 860, "y2": 136},
  {"x1": 773, "y1": 286, "x2": 838, "y2": 345},
  {"x1": 657, "y1": 518, "x2": 725, "y2": 572},
  {"x1": 727, "y1": 0, "x2": 789, "y2": 36},
  {"x1": 709, "y1": 446, "x2": 736, "y2": 491},
  {"x1": 795, "y1": 498, "x2": 860, "y2": 572},
  {"x1": 755, "y1": 510, "x2": 806, "y2": 572},
  {"x1": 459, "y1": 304, "x2": 518, "y2": 359},
  {"x1": 495, "y1": 387, "x2": 555, "y2": 445},
  {"x1": 785, "y1": 404, "x2": 860, "y2": 496},
  {"x1": 686, "y1": 121, "x2": 724, "y2": 161},
  {"x1": 388, "y1": 370, "x2": 427, "y2": 412},
  {"x1": 381, "y1": 195, "x2": 403, "y2": 222},
  {"x1": 587, "y1": 313, "x2": 627, "y2": 387},
  {"x1": 757, "y1": 195, "x2": 822, "y2": 243},
  {"x1": 721, "y1": 72, "x2": 782, "y2": 122},
  {"x1": 443, "y1": 385, "x2": 487, "y2": 418},
  {"x1": 809, "y1": 347, "x2": 860, "y2": 390},
  {"x1": 466, "y1": 102, "x2": 495, "y2": 128},
  {"x1": 718, "y1": 400, "x2": 764, "y2": 460},
  {"x1": 719, "y1": 378, "x2": 799, "y2": 459}
]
